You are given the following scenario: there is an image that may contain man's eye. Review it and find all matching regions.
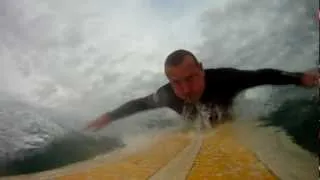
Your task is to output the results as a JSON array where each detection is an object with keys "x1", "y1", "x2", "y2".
[{"x1": 172, "y1": 80, "x2": 180, "y2": 85}]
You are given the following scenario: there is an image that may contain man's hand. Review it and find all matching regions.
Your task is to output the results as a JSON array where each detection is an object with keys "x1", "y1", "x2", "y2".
[
  {"x1": 85, "y1": 113, "x2": 111, "y2": 131},
  {"x1": 301, "y1": 70, "x2": 320, "y2": 87}
]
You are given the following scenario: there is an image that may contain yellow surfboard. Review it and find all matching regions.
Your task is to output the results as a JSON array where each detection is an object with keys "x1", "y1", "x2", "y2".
[{"x1": 2, "y1": 123, "x2": 278, "y2": 180}]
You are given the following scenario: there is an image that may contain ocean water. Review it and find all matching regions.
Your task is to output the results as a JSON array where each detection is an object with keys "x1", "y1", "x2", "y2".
[{"x1": 0, "y1": 0, "x2": 318, "y2": 177}]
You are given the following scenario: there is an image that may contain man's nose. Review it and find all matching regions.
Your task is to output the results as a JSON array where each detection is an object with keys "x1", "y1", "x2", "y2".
[{"x1": 180, "y1": 82, "x2": 191, "y2": 94}]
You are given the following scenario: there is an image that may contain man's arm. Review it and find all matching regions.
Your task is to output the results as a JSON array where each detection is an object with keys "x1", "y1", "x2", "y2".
[
  {"x1": 223, "y1": 68, "x2": 304, "y2": 91},
  {"x1": 108, "y1": 94, "x2": 160, "y2": 121},
  {"x1": 107, "y1": 85, "x2": 170, "y2": 122},
  {"x1": 85, "y1": 84, "x2": 173, "y2": 131}
]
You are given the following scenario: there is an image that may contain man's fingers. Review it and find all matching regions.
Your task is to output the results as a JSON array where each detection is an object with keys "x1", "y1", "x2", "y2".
[
  {"x1": 303, "y1": 72, "x2": 320, "y2": 87},
  {"x1": 84, "y1": 114, "x2": 110, "y2": 132},
  {"x1": 313, "y1": 74, "x2": 320, "y2": 86},
  {"x1": 84, "y1": 120, "x2": 100, "y2": 131},
  {"x1": 85, "y1": 120, "x2": 107, "y2": 131}
]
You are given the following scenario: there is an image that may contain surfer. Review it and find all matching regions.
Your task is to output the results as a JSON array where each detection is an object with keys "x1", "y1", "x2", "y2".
[{"x1": 86, "y1": 49, "x2": 320, "y2": 131}]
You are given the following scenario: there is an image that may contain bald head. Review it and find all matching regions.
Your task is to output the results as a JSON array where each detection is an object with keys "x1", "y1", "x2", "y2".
[{"x1": 164, "y1": 49, "x2": 200, "y2": 68}]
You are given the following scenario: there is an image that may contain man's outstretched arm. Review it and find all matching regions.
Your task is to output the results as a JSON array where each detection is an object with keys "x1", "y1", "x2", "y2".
[
  {"x1": 219, "y1": 67, "x2": 319, "y2": 92},
  {"x1": 85, "y1": 86, "x2": 170, "y2": 131},
  {"x1": 233, "y1": 68, "x2": 304, "y2": 89},
  {"x1": 107, "y1": 93, "x2": 163, "y2": 121}
]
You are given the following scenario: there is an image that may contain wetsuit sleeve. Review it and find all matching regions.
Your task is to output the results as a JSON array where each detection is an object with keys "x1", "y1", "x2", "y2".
[
  {"x1": 107, "y1": 86, "x2": 169, "y2": 121},
  {"x1": 228, "y1": 68, "x2": 304, "y2": 90}
]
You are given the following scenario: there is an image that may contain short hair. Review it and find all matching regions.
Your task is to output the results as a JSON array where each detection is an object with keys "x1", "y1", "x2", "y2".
[{"x1": 164, "y1": 49, "x2": 199, "y2": 67}]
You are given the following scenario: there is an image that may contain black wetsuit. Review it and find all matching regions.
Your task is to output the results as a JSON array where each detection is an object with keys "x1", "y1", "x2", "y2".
[{"x1": 108, "y1": 68, "x2": 303, "y2": 122}]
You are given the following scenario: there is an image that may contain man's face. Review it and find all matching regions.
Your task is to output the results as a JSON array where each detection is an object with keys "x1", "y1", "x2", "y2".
[{"x1": 165, "y1": 55, "x2": 205, "y2": 103}]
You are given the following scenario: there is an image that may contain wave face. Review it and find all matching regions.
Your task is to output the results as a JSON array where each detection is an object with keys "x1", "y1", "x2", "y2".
[{"x1": 0, "y1": 0, "x2": 318, "y2": 177}]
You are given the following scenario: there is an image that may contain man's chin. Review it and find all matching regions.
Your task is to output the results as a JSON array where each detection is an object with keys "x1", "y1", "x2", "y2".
[{"x1": 185, "y1": 97, "x2": 199, "y2": 104}]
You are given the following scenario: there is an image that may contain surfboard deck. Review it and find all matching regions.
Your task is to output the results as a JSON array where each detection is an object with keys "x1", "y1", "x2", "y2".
[{"x1": 1, "y1": 123, "x2": 278, "y2": 180}]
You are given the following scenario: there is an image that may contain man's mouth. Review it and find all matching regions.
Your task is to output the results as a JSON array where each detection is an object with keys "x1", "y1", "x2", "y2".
[{"x1": 185, "y1": 95, "x2": 198, "y2": 103}]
